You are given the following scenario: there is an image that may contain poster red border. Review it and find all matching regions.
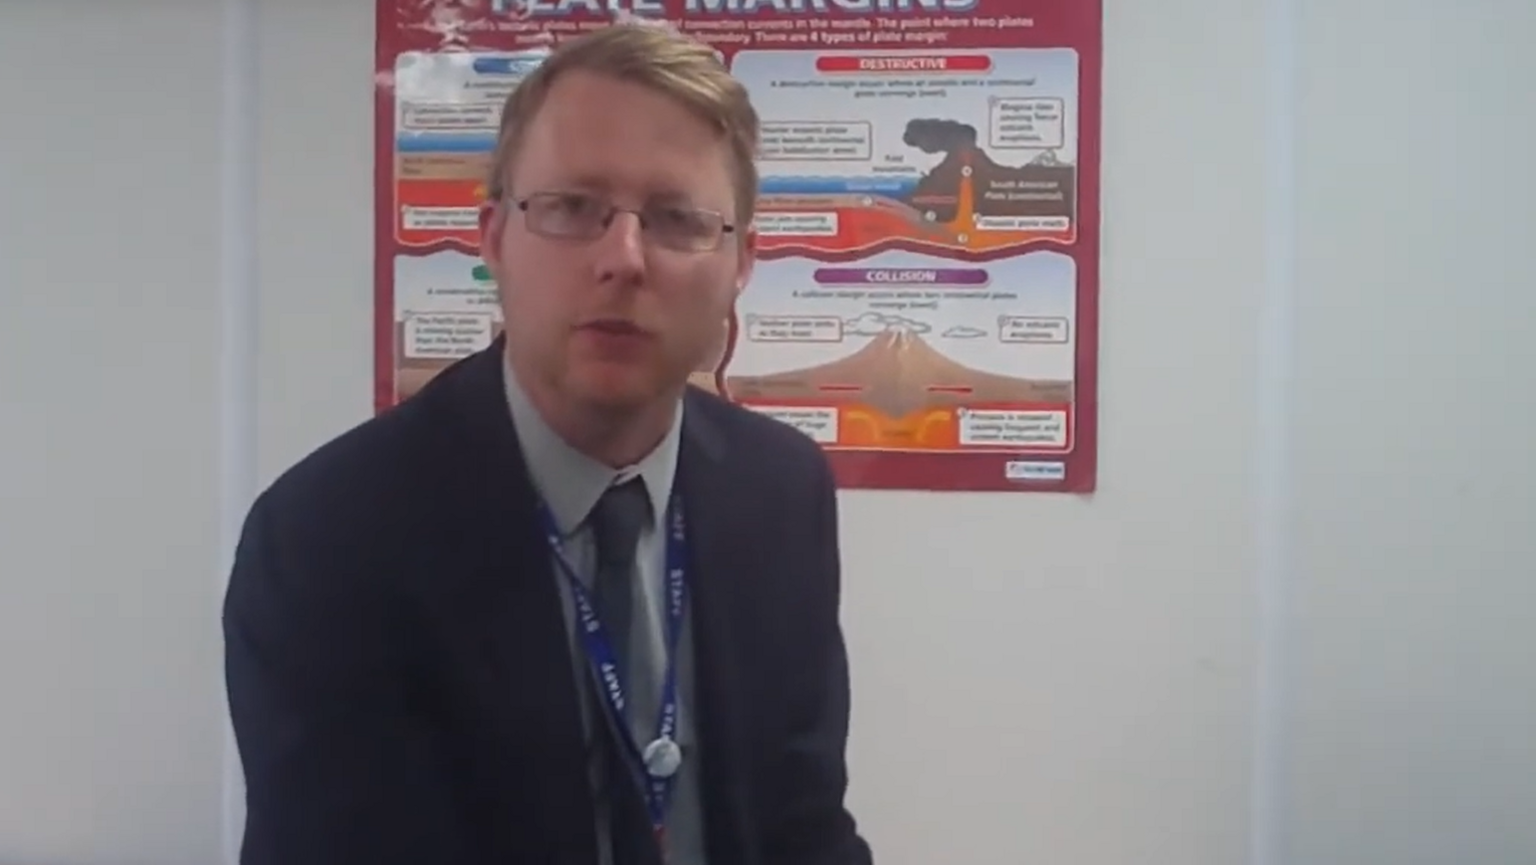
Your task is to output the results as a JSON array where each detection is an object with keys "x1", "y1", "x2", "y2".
[
  {"x1": 374, "y1": 0, "x2": 1101, "y2": 493},
  {"x1": 372, "y1": 0, "x2": 396, "y2": 422}
]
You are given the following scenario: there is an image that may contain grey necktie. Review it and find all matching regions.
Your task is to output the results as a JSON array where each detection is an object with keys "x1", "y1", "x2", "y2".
[
  {"x1": 586, "y1": 477, "x2": 657, "y2": 865},
  {"x1": 587, "y1": 476, "x2": 651, "y2": 716}
]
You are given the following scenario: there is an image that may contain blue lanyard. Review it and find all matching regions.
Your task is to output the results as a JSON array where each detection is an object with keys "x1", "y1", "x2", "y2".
[{"x1": 537, "y1": 491, "x2": 689, "y2": 841}]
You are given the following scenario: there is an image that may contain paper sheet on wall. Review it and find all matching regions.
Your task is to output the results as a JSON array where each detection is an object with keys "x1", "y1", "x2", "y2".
[{"x1": 375, "y1": 0, "x2": 1102, "y2": 492}]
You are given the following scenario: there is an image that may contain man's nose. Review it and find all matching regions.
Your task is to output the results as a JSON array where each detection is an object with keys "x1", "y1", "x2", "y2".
[{"x1": 592, "y1": 210, "x2": 647, "y2": 284}]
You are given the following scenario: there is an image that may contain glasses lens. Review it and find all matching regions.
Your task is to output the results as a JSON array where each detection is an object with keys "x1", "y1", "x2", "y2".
[
  {"x1": 528, "y1": 192, "x2": 606, "y2": 237},
  {"x1": 645, "y1": 205, "x2": 721, "y2": 251}
]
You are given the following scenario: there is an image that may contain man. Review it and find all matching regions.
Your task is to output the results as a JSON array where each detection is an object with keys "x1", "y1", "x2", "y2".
[{"x1": 222, "y1": 21, "x2": 873, "y2": 865}]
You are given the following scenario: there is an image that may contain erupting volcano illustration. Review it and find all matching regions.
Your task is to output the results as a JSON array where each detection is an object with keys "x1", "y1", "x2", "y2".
[
  {"x1": 901, "y1": 118, "x2": 1075, "y2": 228},
  {"x1": 727, "y1": 325, "x2": 1072, "y2": 420}
]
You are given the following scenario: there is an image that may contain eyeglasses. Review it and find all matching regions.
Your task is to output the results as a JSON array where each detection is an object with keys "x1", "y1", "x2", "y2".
[{"x1": 509, "y1": 190, "x2": 735, "y2": 253}]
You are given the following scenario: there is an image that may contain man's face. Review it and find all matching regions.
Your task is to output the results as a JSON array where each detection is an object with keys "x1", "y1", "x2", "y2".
[{"x1": 479, "y1": 70, "x2": 755, "y2": 416}]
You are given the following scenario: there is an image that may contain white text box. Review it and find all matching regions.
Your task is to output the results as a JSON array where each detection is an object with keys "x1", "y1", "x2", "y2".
[
  {"x1": 402, "y1": 206, "x2": 480, "y2": 231},
  {"x1": 746, "y1": 315, "x2": 844, "y2": 343},
  {"x1": 988, "y1": 97, "x2": 1066, "y2": 149},
  {"x1": 401, "y1": 102, "x2": 501, "y2": 131},
  {"x1": 974, "y1": 215, "x2": 1072, "y2": 232},
  {"x1": 998, "y1": 316, "x2": 1069, "y2": 343},
  {"x1": 750, "y1": 405, "x2": 839, "y2": 443},
  {"x1": 958, "y1": 409, "x2": 1067, "y2": 447},
  {"x1": 759, "y1": 121, "x2": 873, "y2": 161},
  {"x1": 753, "y1": 211, "x2": 839, "y2": 236},
  {"x1": 405, "y1": 313, "x2": 495, "y2": 359}
]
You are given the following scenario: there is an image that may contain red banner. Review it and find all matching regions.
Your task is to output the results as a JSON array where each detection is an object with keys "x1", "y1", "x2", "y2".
[{"x1": 375, "y1": 0, "x2": 1101, "y2": 492}]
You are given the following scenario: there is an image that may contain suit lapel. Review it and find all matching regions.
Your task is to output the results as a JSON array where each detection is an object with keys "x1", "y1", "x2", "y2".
[
  {"x1": 434, "y1": 344, "x2": 599, "y2": 863},
  {"x1": 677, "y1": 393, "x2": 758, "y2": 865}
]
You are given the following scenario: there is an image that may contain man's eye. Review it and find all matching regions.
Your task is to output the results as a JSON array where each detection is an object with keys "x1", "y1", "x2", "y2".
[
  {"x1": 653, "y1": 207, "x2": 703, "y2": 232},
  {"x1": 553, "y1": 195, "x2": 597, "y2": 215}
]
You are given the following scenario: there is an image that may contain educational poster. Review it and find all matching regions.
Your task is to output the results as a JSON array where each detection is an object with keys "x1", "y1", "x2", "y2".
[{"x1": 376, "y1": 0, "x2": 1101, "y2": 492}]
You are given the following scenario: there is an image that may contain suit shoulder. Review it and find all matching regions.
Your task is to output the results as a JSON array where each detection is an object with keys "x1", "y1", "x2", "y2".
[
  {"x1": 250, "y1": 395, "x2": 452, "y2": 542},
  {"x1": 685, "y1": 386, "x2": 832, "y2": 479}
]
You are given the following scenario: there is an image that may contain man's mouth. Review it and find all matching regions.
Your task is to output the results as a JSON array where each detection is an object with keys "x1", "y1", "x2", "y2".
[{"x1": 580, "y1": 319, "x2": 648, "y2": 337}]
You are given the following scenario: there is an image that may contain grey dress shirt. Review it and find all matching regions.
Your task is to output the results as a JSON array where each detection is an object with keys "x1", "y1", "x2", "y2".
[{"x1": 502, "y1": 360, "x2": 706, "y2": 865}]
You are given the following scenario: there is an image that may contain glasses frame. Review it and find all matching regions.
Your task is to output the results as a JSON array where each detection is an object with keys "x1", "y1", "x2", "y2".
[{"x1": 505, "y1": 190, "x2": 737, "y2": 253}]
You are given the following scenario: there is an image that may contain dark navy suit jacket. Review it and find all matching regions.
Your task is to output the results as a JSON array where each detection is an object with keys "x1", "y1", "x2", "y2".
[{"x1": 222, "y1": 339, "x2": 873, "y2": 865}]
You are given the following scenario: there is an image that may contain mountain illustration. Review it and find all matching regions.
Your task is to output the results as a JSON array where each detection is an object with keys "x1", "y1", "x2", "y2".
[{"x1": 727, "y1": 328, "x2": 1072, "y2": 418}]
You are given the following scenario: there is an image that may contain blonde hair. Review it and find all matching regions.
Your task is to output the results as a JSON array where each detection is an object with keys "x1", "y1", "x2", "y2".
[{"x1": 484, "y1": 23, "x2": 761, "y2": 227}]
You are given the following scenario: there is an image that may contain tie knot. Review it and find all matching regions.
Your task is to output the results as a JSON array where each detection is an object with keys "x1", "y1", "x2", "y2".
[{"x1": 587, "y1": 476, "x2": 650, "y2": 571}]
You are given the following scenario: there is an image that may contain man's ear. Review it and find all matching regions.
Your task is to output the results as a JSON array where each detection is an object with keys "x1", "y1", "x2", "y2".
[
  {"x1": 478, "y1": 199, "x2": 503, "y2": 269},
  {"x1": 732, "y1": 224, "x2": 757, "y2": 298}
]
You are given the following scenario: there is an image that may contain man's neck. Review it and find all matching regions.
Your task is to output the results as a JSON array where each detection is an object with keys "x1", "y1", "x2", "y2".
[
  {"x1": 507, "y1": 355, "x2": 680, "y2": 469},
  {"x1": 554, "y1": 405, "x2": 675, "y2": 469}
]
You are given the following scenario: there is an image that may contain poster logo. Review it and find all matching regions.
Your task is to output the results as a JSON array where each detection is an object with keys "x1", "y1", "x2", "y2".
[
  {"x1": 487, "y1": 0, "x2": 536, "y2": 19},
  {"x1": 411, "y1": 0, "x2": 536, "y2": 52}
]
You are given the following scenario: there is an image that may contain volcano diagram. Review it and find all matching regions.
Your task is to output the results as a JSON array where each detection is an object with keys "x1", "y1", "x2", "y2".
[
  {"x1": 727, "y1": 326, "x2": 1072, "y2": 419},
  {"x1": 902, "y1": 118, "x2": 1075, "y2": 225}
]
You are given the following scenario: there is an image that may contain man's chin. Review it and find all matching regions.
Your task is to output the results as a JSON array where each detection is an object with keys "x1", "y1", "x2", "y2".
[{"x1": 566, "y1": 372, "x2": 670, "y2": 415}]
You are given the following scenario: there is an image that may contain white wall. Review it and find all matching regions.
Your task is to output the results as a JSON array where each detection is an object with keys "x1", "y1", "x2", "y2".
[
  {"x1": 0, "y1": 1, "x2": 1530, "y2": 864},
  {"x1": 0, "y1": 3, "x2": 229, "y2": 864},
  {"x1": 1286, "y1": 5, "x2": 1536, "y2": 863}
]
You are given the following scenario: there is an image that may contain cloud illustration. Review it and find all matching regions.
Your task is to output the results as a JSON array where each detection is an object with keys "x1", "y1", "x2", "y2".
[
  {"x1": 843, "y1": 312, "x2": 931, "y2": 336},
  {"x1": 942, "y1": 325, "x2": 987, "y2": 339}
]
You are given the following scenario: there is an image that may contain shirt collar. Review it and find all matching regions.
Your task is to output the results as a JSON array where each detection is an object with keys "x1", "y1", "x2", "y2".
[{"x1": 501, "y1": 355, "x2": 681, "y2": 538}]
